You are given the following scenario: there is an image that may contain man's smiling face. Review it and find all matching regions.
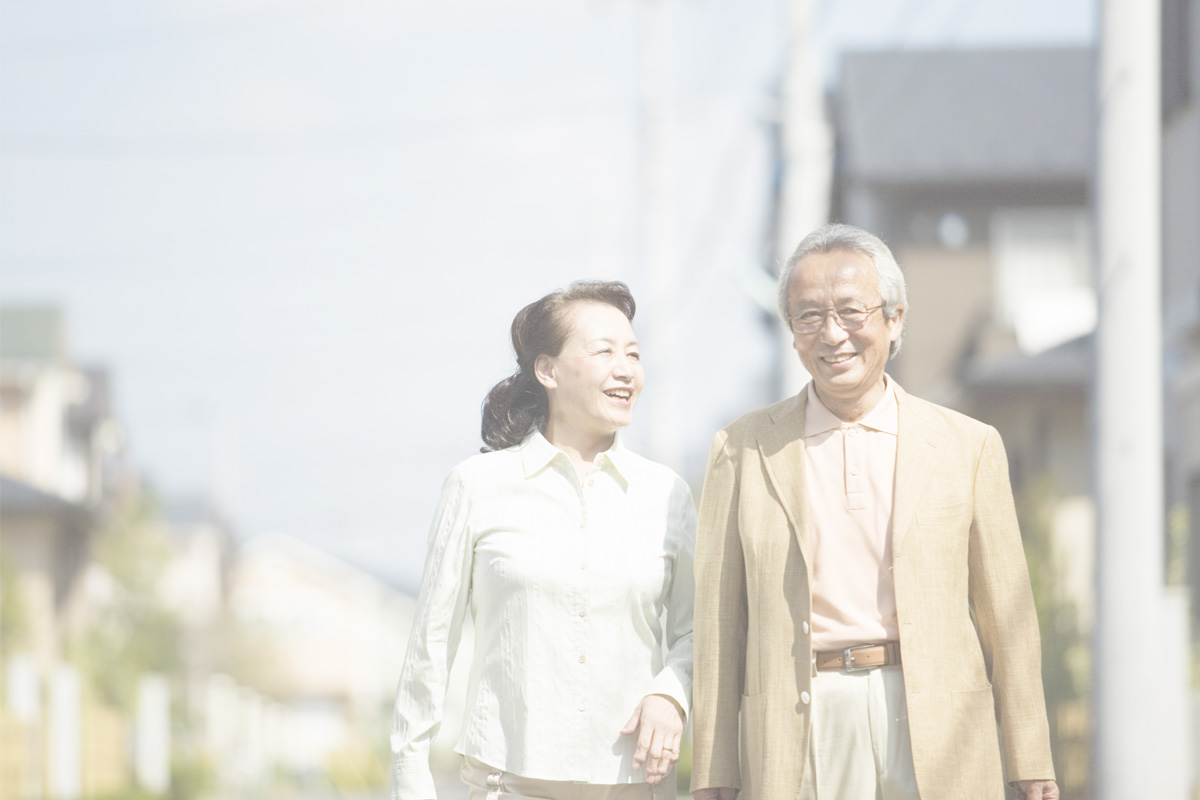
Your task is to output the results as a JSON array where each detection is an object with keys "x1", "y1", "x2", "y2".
[{"x1": 786, "y1": 248, "x2": 903, "y2": 416}]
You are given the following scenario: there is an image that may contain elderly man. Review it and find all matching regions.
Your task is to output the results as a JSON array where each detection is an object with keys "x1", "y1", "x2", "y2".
[{"x1": 690, "y1": 223, "x2": 1058, "y2": 800}]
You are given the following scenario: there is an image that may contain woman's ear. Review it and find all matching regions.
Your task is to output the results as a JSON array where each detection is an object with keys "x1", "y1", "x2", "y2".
[{"x1": 534, "y1": 354, "x2": 557, "y2": 390}]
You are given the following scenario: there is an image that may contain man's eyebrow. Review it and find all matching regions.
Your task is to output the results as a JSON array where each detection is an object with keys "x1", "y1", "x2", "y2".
[{"x1": 794, "y1": 298, "x2": 870, "y2": 307}]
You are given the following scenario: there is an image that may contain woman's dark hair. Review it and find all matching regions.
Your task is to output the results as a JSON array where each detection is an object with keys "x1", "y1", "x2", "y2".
[{"x1": 480, "y1": 280, "x2": 636, "y2": 452}]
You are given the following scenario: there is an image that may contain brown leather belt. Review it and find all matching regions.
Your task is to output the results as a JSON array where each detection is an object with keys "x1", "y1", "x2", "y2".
[{"x1": 814, "y1": 642, "x2": 901, "y2": 672}]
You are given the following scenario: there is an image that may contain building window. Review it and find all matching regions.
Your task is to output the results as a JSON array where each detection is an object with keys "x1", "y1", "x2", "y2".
[{"x1": 990, "y1": 207, "x2": 1094, "y2": 354}]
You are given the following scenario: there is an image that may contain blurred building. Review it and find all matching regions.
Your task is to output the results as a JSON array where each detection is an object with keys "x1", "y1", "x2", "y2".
[
  {"x1": 0, "y1": 305, "x2": 131, "y2": 798},
  {"x1": 1163, "y1": 0, "x2": 1200, "y2": 625},
  {"x1": 832, "y1": 26, "x2": 1200, "y2": 788},
  {"x1": 831, "y1": 45, "x2": 1097, "y2": 792},
  {"x1": 1161, "y1": 0, "x2": 1200, "y2": 781},
  {"x1": 834, "y1": 44, "x2": 1095, "y2": 601},
  {"x1": 159, "y1": 496, "x2": 236, "y2": 673},
  {"x1": 0, "y1": 305, "x2": 126, "y2": 671},
  {"x1": 0, "y1": 307, "x2": 123, "y2": 506},
  {"x1": 226, "y1": 534, "x2": 417, "y2": 784}
]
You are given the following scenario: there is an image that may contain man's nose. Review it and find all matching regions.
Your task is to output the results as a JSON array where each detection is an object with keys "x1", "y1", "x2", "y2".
[{"x1": 818, "y1": 312, "x2": 848, "y2": 343}]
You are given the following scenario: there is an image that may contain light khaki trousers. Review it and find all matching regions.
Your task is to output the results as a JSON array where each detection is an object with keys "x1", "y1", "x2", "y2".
[
  {"x1": 461, "y1": 756, "x2": 675, "y2": 800},
  {"x1": 799, "y1": 664, "x2": 921, "y2": 800}
]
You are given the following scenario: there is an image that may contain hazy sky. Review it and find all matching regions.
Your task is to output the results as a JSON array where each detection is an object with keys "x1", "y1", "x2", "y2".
[{"x1": 1, "y1": 0, "x2": 1094, "y2": 589}]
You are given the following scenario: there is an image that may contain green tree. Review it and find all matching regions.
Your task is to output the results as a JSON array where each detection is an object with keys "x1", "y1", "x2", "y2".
[
  {"x1": 71, "y1": 493, "x2": 182, "y2": 712},
  {"x1": 0, "y1": 548, "x2": 30, "y2": 659},
  {"x1": 1016, "y1": 475, "x2": 1090, "y2": 797}
]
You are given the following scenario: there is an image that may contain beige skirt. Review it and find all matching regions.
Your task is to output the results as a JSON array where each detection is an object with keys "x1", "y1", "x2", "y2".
[{"x1": 460, "y1": 756, "x2": 677, "y2": 800}]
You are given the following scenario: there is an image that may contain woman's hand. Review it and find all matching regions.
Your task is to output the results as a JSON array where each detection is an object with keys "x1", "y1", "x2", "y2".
[{"x1": 620, "y1": 694, "x2": 685, "y2": 784}]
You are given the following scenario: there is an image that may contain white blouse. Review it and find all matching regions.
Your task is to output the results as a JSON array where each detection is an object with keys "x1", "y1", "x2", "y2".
[{"x1": 390, "y1": 431, "x2": 696, "y2": 799}]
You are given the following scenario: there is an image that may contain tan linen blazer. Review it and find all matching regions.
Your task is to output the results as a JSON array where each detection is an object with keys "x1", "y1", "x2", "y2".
[{"x1": 690, "y1": 383, "x2": 1054, "y2": 800}]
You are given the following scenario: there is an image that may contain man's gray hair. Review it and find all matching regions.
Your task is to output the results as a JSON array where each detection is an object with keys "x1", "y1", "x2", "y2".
[{"x1": 776, "y1": 222, "x2": 908, "y2": 356}]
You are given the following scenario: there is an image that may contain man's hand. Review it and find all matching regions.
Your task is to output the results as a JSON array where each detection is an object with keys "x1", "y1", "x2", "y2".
[
  {"x1": 692, "y1": 789, "x2": 738, "y2": 800},
  {"x1": 1014, "y1": 779, "x2": 1059, "y2": 799},
  {"x1": 621, "y1": 694, "x2": 684, "y2": 784}
]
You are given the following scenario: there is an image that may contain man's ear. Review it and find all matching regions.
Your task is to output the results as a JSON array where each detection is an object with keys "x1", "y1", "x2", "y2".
[
  {"x1": 888, "y1": 307, "x2": 905, "y2": 343},
  {"x1": 534, "y1": 354, "x2": 557, "y2": 390}
]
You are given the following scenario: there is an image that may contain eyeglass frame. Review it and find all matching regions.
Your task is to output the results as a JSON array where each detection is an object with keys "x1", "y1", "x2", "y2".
[{"x1": 787, "y1": 303, "x2": 886, "y2": 334}]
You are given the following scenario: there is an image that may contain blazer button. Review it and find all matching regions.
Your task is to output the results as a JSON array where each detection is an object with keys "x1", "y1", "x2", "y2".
[
  {"x1": 802, "y1": 621, "x2": 809, "y2": 634},
  {"x1": 800, "y1": 691, "x2": 810, "y2": 705}
]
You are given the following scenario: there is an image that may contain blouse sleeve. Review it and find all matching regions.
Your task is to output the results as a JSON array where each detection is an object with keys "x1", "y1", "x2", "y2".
[
  {"x1": 647, "y1": 476, "x2": 697, "y2": 719},
  {"x1": 390, "y1": 465, "x2": 475, "y2": 800}
]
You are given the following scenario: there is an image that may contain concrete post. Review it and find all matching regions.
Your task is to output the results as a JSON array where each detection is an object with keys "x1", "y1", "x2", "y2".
[
  {"x1": 638, "y1": 0, "x2": 682, "y2": 469},
  {"x1": 135, "y1": 674, "x2": 170, "y2": 794},
  {"x1": 1092, "y1": 0, "x2": 1184, "y2": 795},
  {"x1": 774, "y1": 0, "x2": 827, "y2": 397},
  {"x1": 47, "y1": 665, "x2": 81, "y2": 800}
]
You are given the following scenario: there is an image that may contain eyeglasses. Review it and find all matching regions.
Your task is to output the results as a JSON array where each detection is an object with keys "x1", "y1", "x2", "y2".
[{"x1": 788, "y1": 304, "x2": 884, "y2": 334}]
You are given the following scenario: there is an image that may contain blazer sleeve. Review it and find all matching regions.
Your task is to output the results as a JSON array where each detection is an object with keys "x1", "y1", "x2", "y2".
[
  {"x1": 967, "y1": 426, "x2": 1056, "y2": 783},
  {"x1": 690, "y1": 429, "x2": 749, "y2": 793},
  {"x1": 390, "y1": 466, "x2": 475, "y2": 800}
]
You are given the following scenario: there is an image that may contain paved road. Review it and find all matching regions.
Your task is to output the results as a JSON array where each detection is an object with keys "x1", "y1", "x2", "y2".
[{"x1": 262, "y1": 769, "x2": 689, "y2": 800}]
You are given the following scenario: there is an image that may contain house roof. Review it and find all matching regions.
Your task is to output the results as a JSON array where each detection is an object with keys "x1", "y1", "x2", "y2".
[
  {"x1": 0, "y1": 305, "x2": 69, "y2": 363},
  {"x1": 839, "y1": 47, "x2": 1094, "y2": 184},
  {"x1": 0, "y1": 473, "x2": 85, "y2": 516},
  {"x1": 961, "y1": 333, "x2": 1092, "y2": 389}
]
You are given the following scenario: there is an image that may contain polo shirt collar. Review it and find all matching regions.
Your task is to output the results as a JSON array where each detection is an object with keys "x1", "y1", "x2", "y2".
[{"x1": 804, "y1": 375, "x2": 899, "y2": 437}]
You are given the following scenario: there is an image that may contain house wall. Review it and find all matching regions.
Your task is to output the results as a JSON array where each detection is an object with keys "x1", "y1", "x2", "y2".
[
  {"x1": 888, "y1": 243, "x2": 993, "y2": 407},
  {"x1": 0, "y1": 511, "x2": 67, "y2": 669},
  {"x1": 0, "y1": 365, "x2": 93, "y2": 504}
]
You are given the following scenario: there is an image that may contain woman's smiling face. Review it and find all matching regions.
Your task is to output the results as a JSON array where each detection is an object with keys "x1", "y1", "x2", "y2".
[{"x1": 536, "y1": 301, "x2": 644, "y2": 442}]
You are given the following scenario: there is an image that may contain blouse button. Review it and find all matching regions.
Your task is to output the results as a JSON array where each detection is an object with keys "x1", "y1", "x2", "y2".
[
  {"x1": 587, "y1": 479, "x2": 595, "y2": 487},
  {"x1": 579, "y1": 654, "x2": 586, "y2": 663},
  {"x1": 579, "y1": 608, "x2": 588, "y2": 617}
]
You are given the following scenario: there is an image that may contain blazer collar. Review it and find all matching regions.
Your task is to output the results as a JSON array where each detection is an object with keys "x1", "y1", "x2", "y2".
[
  {"x1": 755, "y1": 379, "x2": 947, "y2": 560},
  {"x1": 890, "y1": 382, "x2": 948, "y2": 553},
  {"x1": 758, "y1": 390, "x2": 813, "y2": 562}
]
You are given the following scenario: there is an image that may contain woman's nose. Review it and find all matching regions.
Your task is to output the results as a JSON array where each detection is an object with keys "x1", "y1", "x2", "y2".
[{"x1": 612, "y1": 354, "x2": 635, "y2": 377}]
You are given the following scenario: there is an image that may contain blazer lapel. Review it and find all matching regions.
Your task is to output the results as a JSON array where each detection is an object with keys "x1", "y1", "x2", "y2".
[
  {"x1": 891, "y1": 384, "x2": 947, "y2": 554},
  {"x1": 757, "y1": 392, "x2": 813, "y2": 563}
]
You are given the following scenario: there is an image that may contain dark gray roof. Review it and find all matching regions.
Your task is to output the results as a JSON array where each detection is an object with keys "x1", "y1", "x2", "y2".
[
  {"x1": 0, "y1": 305, "x2": 69, "y2": 363},
  {"x1": 961, "y1": 333, "x2": 1092, "y2": 389},
  {"x1": 839, "y1": 47, "x2": 1094, "y2": 183},
  {"x1": 0, "y1": 474, "x2": 83, "y2": 515}
]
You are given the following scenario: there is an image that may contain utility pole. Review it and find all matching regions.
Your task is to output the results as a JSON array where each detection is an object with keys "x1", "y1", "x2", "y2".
[
  {"x1": 637, "y1": 0, "x2": 682, "y2": 469},
  {"x1": 774, "y1": 0, "x2": 830, "y2": 397},
  {"x1": 1092, "y1": 0, "x2": 1189, "y2": 795}
]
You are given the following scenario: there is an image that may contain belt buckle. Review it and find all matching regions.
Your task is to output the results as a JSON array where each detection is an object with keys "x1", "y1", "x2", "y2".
[{"x1": 843, "y1": 643, "x2": 875, "y2": 672}]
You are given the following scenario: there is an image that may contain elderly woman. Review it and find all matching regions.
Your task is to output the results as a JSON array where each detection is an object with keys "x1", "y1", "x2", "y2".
[{"x1": 390, "y1": 280, "x2": 695, "y2": 800}]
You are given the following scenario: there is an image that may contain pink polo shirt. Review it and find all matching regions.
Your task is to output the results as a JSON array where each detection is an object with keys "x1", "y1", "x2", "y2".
[{"x1": 804, "y1": 378, "x2": 900, "y2": 651}]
